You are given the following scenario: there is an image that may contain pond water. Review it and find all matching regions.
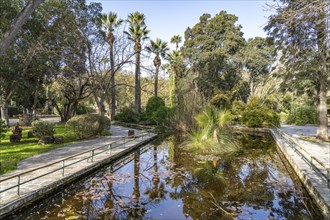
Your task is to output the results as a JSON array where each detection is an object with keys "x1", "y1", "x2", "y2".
[{"x1": 10, "y1": 135, "x2": 322, "y2": 220}]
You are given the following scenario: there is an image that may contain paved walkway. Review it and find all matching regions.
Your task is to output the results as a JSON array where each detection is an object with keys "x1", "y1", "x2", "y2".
[
  {"x1": 281, "y1": 125, "x2": 330, "y2": 168},
  {"x1": 271, "y1": 125, "x2": 330, "y2": 218},
  {"x1": 0, "y1": 125, "x2": 156, "y2": 217},
  {"x1": 1, "y1": 125, "x2": 139, "y2": 177}
]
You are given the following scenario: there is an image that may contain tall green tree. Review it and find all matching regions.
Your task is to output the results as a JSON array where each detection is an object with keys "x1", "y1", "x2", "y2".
[
  {"x1": 101, "y1": 12, "x2": 123, "y2": 118},
  {"x1": 182, "y1": 12, "x2": 245, "y2": 101},
  {"x1": 0, "y1": 0, "x2": 102, "y2": 123},
  {"x1": 0, "y1": 0, "x2": 61, "y2": 124},
  {"x1": 167, "y1": 50, "x2": 181, "y2": 107},
  {"x1": 125, "y1": 12, "x2": 149, "y2": 113},
  {"x1": 242, "y1": 37, "x2": 275, "y2": 96},
  {"x1": 146, "y1": 38, "x2": 169, "y2": 97},
  {"x1": 49, "y1": 0, "x2": 101, "y2": 122},
  {"x1": 0, "y1": 0, "x2": 45, "y2": 56},
  {"x1": 265, "y1": 0, "x2": 329, "y2": 140},
  {"x1": 170, "y1": 35, "x2": 182, "y2": 51}
]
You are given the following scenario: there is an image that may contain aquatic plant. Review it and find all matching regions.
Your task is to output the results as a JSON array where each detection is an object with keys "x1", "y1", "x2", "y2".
[{"x1": 184, "y1": 106, "x2": 238, "y2": 154}]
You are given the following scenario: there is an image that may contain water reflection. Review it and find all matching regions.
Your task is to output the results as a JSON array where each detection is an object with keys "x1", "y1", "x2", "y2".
[{"x1": 11, "y1": 135, "x2": 322, "y2": 220}]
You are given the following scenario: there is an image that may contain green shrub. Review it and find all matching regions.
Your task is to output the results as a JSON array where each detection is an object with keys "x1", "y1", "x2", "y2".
[
  {"x1": 66, "y1": 114, "x2": 111, "y2": 139},
  {"x1": 31, "y1": 120, "x2": 55, "y2": 138},
  {"x1": 0, "y1": 120, "x2": 8, "y2": 141},
  {"x1": 235, "y1": 96, "x2": 280, "y2": 127},
  {"x1": 231, "y1": 100, "x2": 245, "y2": 123},
  {"x1": 145, "y1": 96, "x2": 165, "y2": 120},
  {"x1": 151, "y1": 106, "x2": 171, "y2": 125},
  {"x1": 281, "y1": 94, "x2": 292, "y2": 113},
  {"x1": 263, "y1": 97, "x2": 278, "y2": 111},
  {"x1": 231, "y1": 81, "x2": 250, "y2": 103},
  {"x1": 76, "y1": 104, "x2": 94, "y2": 115},
  {"x1": 114, "y1": 107, "x2": 140, "y2": 123},
  {"x1": 8, "y1": 106, "x2": 23, "y2": 117},
  {"x1": 209, "y1": 92, "x2": 231, "y2": 109},
  {"x1": 286, "y1": 106, "x2": 317, "y2": 125},
  {"x1": 139, "y1": 111, "x2": 148, "y2": 121}
]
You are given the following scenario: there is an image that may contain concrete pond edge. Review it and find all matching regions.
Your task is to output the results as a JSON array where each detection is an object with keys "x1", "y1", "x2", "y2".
[
  {"x1": 0, "y1": 134, "x2": 157, "y2": 218},
  {"x1": 1, "y1": 126, "x2": 329, "y2": 219},
  {"x1": 269, "y1": 129, "x2": 330, "y2": 219},
  {"x1": 233, "y1": 126, "x2": 330, "y2": 219}
]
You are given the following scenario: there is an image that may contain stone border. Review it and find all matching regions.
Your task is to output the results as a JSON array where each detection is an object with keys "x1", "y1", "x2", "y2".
[
  {"x1": 232, "y1": 126, "x2": 269, "y2": 136},
  {"x1": 233, "y1": 125, "x2": 329, "y2": 219},
  {"x1": 1, "y1": 127, "x2": 328, "y2": 219},
  {"x1": 270, "y1": 130, "x2": 330, "y2": 219},
  {"x1": 0, "y1": 134, "x2": 157, "y2": 218}
]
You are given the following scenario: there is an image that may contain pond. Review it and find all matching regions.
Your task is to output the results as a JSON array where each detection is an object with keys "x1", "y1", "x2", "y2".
[{"x1": 9, "y1": 134, "x2": 322, "y2": 219}]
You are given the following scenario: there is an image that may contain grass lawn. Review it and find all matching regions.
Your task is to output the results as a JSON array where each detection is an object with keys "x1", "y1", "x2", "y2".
[{"x1": 0, "y1": 124, "x2": 79, "y2": 175}]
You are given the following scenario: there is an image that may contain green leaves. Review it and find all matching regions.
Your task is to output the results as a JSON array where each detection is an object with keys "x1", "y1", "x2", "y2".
[
  {"x1": 182, "y1": 11, "x2": 245, "y2": 100},
  {"x1": 31, "y1": 120, "x2": 55, "y2": 138},
  {"x1": 66, "y1": 114, "x2": 111, "y2": 139},
  {"x1": 146, "y1": 38, "x2": 169, "y2": 59},
  {"x1": 101, "y1": 12, "x2": 123, "y2": 32},
  {"x1": 0, "y1": 120, "x2": 8, "y2": 141},
  {"x1": 125, "y1": 12, "x2": 149, "y2": 43},
  {"x1": 189, "y1": 106, "x2": 236, "y2": 154},
  {"x1": 234, "y1": 96, "x2": 280, "y2": 128},
  {"x1": 170, "y1": 35, "x2": 182, "y2": 50}
]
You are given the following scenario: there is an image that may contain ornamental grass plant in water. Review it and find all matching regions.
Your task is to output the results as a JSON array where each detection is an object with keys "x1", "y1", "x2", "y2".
[{"x1": 184, "y1": 107, "x2": 238, "y2": 154}]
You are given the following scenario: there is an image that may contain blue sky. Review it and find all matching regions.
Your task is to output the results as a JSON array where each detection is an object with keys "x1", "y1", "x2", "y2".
[{"x1": 87, "y1": 0, "x2": 273, "y2": 50}]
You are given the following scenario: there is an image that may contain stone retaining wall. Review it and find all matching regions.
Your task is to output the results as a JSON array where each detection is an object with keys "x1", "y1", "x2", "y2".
[
  {"x1": 0, "y1": 134, "x2": 157, "y2": 218},
  {"x1": 270, "y1": 130, "x2": 330, "y2": 219}
]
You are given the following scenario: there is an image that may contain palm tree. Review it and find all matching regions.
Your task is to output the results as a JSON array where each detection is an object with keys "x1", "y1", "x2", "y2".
[
  {"x1": 167, "y1": 51, "x2": 181, "y2": 107},
  {"x1": 170, "y1": 35, "x2": 182, "y2": 51},
  {"x1": 101, "y1": 12, "x2": 123, "y2": 118},
  {"x1": 125, "y1": 12, "x2": 149, "y2": 113},
  {"x1": 190, "y1": 107, "x2": 237, "y2": 153},
  {"x1": 146, "y1": 38, "x2": 169, "y2": 97}
]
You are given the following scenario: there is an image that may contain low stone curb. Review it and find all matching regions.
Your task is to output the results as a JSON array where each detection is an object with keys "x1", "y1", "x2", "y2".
[
  {"x1": 270, "y1": 129, "x2": 330, "y2": 219},
  {"x1": 0, "y1": 134, "x2": 157, "y2": 218}
]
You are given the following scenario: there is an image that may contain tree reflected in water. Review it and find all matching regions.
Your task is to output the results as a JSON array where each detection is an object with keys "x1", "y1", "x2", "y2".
[{"x1": 15, "y1": 135, "x2": 322, "y2": 220}]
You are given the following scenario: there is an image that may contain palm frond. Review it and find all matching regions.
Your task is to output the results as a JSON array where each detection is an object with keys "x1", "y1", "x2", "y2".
[{"x1": 217, "y1": 110, "x2": 231, "y2": 127}]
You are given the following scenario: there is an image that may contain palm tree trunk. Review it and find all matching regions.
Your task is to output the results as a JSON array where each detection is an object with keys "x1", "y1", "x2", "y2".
[
  {"x1": 133, "y1": 150, "x2": 140, "y2": 199},
  {"x1": 135, "y1": 46, "x2": 141, "y2": 113},
  {"x1": 110, "y1": 41, "x2": 116, "y2": 119},
  {"x1": 154, "y1": 64, "x2": 159, "y2": 97},
  {"x1": 152, "y1": 145, "x2": 159, "y2": 195},
  {"x1": 169, "y1": 71, "x2": 175, "y2": 108}
]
